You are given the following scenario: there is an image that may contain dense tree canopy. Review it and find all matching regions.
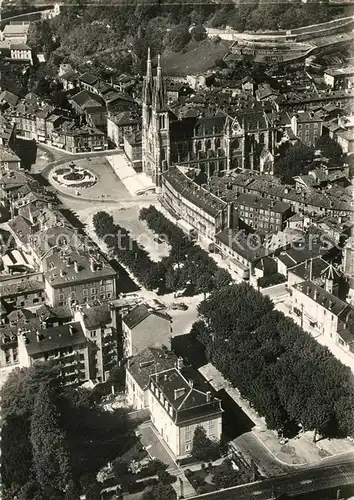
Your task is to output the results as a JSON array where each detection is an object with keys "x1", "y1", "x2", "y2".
[
  {"x1": 1, "y1": 362, "x2": 131, "y2": 499},
  {"x1": 195, "y1": 283, "x2": 354, "y2": 439}
]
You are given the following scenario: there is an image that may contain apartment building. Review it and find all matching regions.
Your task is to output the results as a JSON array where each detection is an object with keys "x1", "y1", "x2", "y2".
[
  {"x1": 43, "y1": 249, "x2": 117, "y2": 307},
  {"x1": 290, "y1": 111, "x2": 323, "y2": 146},
  {"x1": 235, "y1": 193, "x2": 292, "y2": 233},
  {"x1": 324, "y1": 66, "x2": 354, "y2": 89},
  {"x1": 74, "y1": 304, "x2": 118, "y2": 382},
  {"x1": 148, "y1": 359, "x2": 223, "y2": 458},
  {"x1": 17, "y1": 322, "x2": 95, "y2": 385},
  {"x1": 161, "y1": 167, "x2": 230, "y2": 241},
  {"x1": 291, "y1": 280, "x2": 354, "y2": 371},
  {"x1": 122, "y1": 304, "x2": 172, "y2": 358}
]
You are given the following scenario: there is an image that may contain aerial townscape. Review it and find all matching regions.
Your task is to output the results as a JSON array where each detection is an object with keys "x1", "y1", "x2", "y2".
[{"x1": 0, "y1": 0, "x2": 354, "y2": 499}]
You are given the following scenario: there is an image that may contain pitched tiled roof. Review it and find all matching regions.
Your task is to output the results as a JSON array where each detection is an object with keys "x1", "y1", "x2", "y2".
[
  {"x1": 123, "y1": 304, "x2": 150, "y2": 329},
  {"x1": 24, "y1": 322, "x2": 87, "y2": 356},
  {"x1": 81, "y1": 304, "x2": 112, "y2": 330},
  {"x1": 150, "y1": 366, "x2": 223, "y2": 425},
  {"x1": 127, "y1": 346, "x2": 177, "y2": 390},
  {"x1": 79, "y1": 72, "x2": 99, "y2": 85},
  {"x1": 0, "y1": 90, "x2": 19, "y2": 107},
  {"x1": 70, "y1": 90, "x2": 104, "y2": 109}
]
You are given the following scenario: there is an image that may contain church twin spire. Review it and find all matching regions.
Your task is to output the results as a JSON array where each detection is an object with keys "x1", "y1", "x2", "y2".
[{"x1": 143, "y1": 49, "x2": 167, "y2": 111}]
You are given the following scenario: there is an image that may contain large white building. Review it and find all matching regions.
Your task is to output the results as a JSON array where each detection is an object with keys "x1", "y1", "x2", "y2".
[
  {"x1": 148, "y1": 359, "x2": 223, "y2": 458},
  {"x1": 291, "y1": 280, "x2": 354, "y2": 372}
]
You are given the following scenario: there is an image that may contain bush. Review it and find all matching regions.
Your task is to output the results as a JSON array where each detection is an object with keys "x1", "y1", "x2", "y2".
[{"x1": 258, "y1": 272, "x2": 286, "y2": 289}]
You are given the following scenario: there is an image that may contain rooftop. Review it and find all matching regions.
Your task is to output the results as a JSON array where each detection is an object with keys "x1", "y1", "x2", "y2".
[
  {"x1": 236, "y1": 192, "x2": 291, "y2": 214},
  {"x1": 123, "y1": 304, "x2": 170, "y2": 330},
  {"x1": 163, "y1": 167, "x2": 227, "y2": 218},
  {"x1": 24, "y1": 322, "x2": 87, "y2": 357},
  {"x1": 80, "y1": 304, "x2": 112, "y2": 330},
  {"x1": 127, "y1": 346, "x2": 177, "y2": 390},
  {"x1": 43, "y1": 248, "x2": 116, "y2": 287}
]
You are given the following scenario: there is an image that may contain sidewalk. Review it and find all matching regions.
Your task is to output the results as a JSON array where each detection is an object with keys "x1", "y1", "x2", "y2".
[{"x1": 199, "y1": 363, "x2": 354, "y2": 466}]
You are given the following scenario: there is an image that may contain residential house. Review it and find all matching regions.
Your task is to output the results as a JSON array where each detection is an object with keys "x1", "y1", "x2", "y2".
[
  {"x1": 126, "y1": 346, "x2": 177, "y2": 410},
  {"x1": 0, "y1": 115, "x2": 16, "y2": 148},
  {"x1": 69, "y1": 90, "x2": 106, "y2": 128},
  {"x1": 78, "y1": 72, "x2": 99, "y2": 93},
  {"x1": 148, "y1": 359, "x2": 223, "y2": 457},
  {"x1": 324, "y1": 66, "x2": 354, "y2": 89},
  {"x1": 0, "y1": 90, "x2": 19, "y2": 112},
  {"x1": 0, "y1": 145, "x2": 21, "y2": 171},
  {"x1": 235, "y1": 193, "x2": 293, "y2": 234},
  {"x1": 51, "y1": 122, "x2": 108, "y2": 153},
  {"x1": 17, "y1": 322, "x2": 96, "y2": 385},
  {"x1": 2, "y1": 23, "x2": 29, "y2": 43},
  {"x1": 74, "y1": 303, "x2": 118, "y2": 382},
  {"x1": 43, "y1": 248, "x2": 117, "y2": 307},
  {"x1": 291, "y1": 280, "x2": 354, "y2": 372},
  {"x1": 107, "y1": 111, "x2": 141, "y2": 148},
  {"x1": 290, "y1": 111, "x2": 323, "y2": 146},
  {"x1": 122, "y1": 303, "x2": 172, "y2": 358},
  {"x1": 10, "y1": 43, "x2": 32, "y2": 63}
]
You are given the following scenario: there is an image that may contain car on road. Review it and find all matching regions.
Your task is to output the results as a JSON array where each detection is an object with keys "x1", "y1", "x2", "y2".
[{"x1": 171, "y1": 302, "x2": 188, "y2": 310}]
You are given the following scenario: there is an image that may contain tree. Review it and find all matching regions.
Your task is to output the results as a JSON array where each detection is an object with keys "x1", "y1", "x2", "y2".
[
  {"x1": 190, "y1": 24, "x2": 207, "y2": 42},
  {"x1": 212, "y1": 459, "x2": 240, "y2": 489},
  {"x1": 167, "y1": 22, "x2": 191, "y2": 52},
  {"x1": 92, "y1": 211, "x2": 115, "y2": 239},
  {"x1": 112, "y1": 458, "x2": 129, "y2": 481},
  {"x1": 142, "y1": 484, "x2": 177, "y2": 500},
  {"x1": 65, "y1": 480, "x2": 81, "y2": 500},
  {"x1": 191, "y1": 426, "x2": 221, "y2": 462},
  {"x1": 214, "y1": 268, "x2": 232, "y2": 289},
  {"x1": 31, "y1": 384, "x2": 71, "y2": 491},
  {"x1": 315, "y1": 135, "x2": 344, "y2": 162},
  {"x1": 274, "y1": 143, "x2": 315, "y2": 184},
  {"x1": 2, "y1": 416, "x2": 32, "y2": 490}
]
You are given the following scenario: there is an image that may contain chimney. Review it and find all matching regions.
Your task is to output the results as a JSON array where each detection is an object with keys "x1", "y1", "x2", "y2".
[
  {"x1": 313, "y1": 289, "x2": 318, "y2": 301},
  {"x1": 36, "y1": 330, "x2": 41, "y2": 342},
  {"x1": 328, "y1": 300, "x2": 333, "y2": 310},
  {"x1": 74, "y1": 261, "x2": 79, "y2": 273},
  {"x1": 206, "y1": 391, "x2": 211, "y2": 402},
  {"x1": 188, "y1": 379, "x2": 194, "y2": 388},
  {"x1": 176, "y1": 356, "x2": 183, "y2": 370},
  {"x1": 60, "y1": 268, "x2": 64, "y2": 277},
  {"x1": 90, "y1": 257, "x2": 95, "y2": 272},
  {"x1": 227, "y1": 202, "x2": 233, "y2": 229},
  {"x1": 69, "y1": 325, "x2": 74, "y2": 336}
]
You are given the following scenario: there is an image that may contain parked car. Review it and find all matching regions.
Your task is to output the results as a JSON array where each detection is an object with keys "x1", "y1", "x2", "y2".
[{"x1": 171, "y1": 302, "x2": 188, "y2": 310}]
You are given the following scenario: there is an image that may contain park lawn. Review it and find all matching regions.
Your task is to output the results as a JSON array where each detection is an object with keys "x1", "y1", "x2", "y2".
[{"x1": 162, "y1": 39, "x2": 231, "y2": 76}]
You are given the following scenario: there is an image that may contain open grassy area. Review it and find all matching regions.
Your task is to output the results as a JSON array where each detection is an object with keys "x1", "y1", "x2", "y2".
[{"x1": 162, "y1": 39, "x2": 231, "y2": 76}]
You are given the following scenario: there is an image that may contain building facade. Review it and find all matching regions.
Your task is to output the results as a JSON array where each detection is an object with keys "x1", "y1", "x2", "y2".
[
  {"x1": 141, "y1": 50, "x2": 275, "y2": 186},
  {"x1": 122, "y1": 304, "x2": 172, "y2": 358},
  {"x1": 148, "y1": 361, "x2": 223, "y2": 458}
]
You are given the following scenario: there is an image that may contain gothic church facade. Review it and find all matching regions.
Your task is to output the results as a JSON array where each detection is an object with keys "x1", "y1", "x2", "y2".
[{"x1": 142, "y1": 51, "x2": 275, "y2": 186}]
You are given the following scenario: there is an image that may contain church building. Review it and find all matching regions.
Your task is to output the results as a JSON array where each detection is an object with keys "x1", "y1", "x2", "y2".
[{"x1": 141, "y1": 49, "x2": 275, "y2": 186}]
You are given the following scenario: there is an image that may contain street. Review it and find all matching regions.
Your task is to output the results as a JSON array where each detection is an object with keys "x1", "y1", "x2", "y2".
[{"x1": 188, "y1": 459, "x2": 354, "y2": 499}]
